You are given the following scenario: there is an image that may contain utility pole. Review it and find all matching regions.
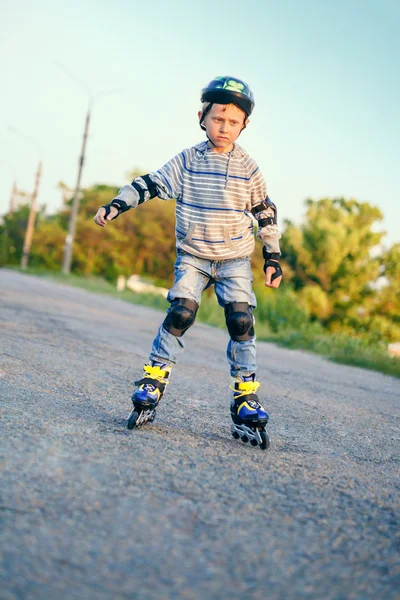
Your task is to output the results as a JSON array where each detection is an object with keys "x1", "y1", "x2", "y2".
[
  {"x1": 21, "y1": 161, "x2": 42, "y2": 270},
  {"x1": 62, "y1": 109, "x2": 90, "y2": 274},
  {"x1": 56, "y1": 61, "x2": 123, "y2": 275},
  {"x1": 9, "y1": 180, "x2": 17, "y2": 213}
]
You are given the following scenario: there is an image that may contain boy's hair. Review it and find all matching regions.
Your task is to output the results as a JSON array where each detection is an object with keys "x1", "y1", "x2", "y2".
[{"x1": 200, "y1": 102, "x2": 247, "y2": 124}]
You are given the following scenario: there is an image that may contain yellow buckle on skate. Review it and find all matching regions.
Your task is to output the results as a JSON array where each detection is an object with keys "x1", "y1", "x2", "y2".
[
  {"x1": 229, "y1": 380, "x2": 260, "y2": 399},
  {"x1": 143, "y1": 364, "x2": 170, "y2": 382}
]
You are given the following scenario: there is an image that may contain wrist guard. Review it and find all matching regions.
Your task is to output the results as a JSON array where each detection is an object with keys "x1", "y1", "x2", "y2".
[
  {"x1": 102, "y1": 199, "x2": 130, "y2": 220},
  {"x1": 263, "y1": 247, "x2": 282, "y2": 281}
]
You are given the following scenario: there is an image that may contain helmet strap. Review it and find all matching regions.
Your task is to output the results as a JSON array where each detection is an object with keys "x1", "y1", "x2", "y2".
[
  {"x1": 199, "y1": 102, "x2": 217, "y2": 147},
  {"x1": 199, "y1": 102, "x2": 213, "y2": 131}
]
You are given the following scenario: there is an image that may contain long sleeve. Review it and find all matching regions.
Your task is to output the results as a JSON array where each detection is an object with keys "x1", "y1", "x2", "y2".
[
  {"x1": 113, "y1": 152, "x2": 185, "y2": 209},
  {"x1": 250, "y1": 166, "x2": 281, "y2": 254}
]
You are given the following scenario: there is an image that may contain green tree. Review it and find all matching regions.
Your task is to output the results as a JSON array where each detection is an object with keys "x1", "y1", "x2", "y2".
[
  {"x1": 282, "y1": 198, "x2": 386, "y2": 332},
  {"x1": 60, "y1": 179, "x2": 177, "y2": 285},
  {"x1": 357, "y1": 243, "x2": 400, "y2": 343},
  {"x1": 30, "y1": 216, "x2": 66, "y2": 270},
  {"x1": 377, "y1": 243, "x2": 400, "y2": 321},
  {"x1": 0, "y1": 204, "x2": 30, "y2": 266}
]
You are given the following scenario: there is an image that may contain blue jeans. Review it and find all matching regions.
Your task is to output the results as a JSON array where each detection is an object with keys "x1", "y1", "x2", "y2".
[{"x1": 149, "y1": 251, "x2": 257, "y2": 377}]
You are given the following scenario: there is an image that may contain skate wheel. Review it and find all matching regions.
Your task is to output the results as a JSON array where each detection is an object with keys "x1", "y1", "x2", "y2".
[
  {"x1": 259, "y1": 430, "x2": 271, "y2": 451},
  {"x1": 250, "y1": 439, "x2": 258, "y2": 447},
  {"x1": 232, "y1": 431, "x2": 240, "y2": 440},
  {"x1": 241, "y1": 436, "x2": 249, "y2": 443},
  {"x1": 127, "y1": 410, "x2": 139, "y2": 430}
]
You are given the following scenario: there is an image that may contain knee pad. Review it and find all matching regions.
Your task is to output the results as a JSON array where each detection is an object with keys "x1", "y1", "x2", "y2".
[
  {"x1": 163, "y1": 298, "x2": 199, "y2": 337},
  {"x1": 225, "y1": 302, "x2": 255, "y2": 341}
]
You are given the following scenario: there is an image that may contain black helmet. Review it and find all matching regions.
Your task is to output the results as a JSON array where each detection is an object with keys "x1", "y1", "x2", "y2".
[{"x1": 201, "y1": 76, "x2": 255, "y2": 117}]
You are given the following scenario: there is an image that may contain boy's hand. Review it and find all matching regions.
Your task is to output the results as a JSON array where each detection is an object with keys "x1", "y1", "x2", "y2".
[
  {"x1": 265, "y1": 261, "x2": 282, "y2": 288},
  {"x1": 94, "y1": 205, "x2": 119, "y2": 227}
]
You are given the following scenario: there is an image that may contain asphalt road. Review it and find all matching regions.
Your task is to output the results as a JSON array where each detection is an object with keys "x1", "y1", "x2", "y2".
[{"x1": 1, "y1": 269, "x2": 399, "y2": 600}]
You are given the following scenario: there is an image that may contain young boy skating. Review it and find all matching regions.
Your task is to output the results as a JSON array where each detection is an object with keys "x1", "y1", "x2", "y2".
[{"x1": 94, "y1": 76, "x2": 282, "y2": 449}]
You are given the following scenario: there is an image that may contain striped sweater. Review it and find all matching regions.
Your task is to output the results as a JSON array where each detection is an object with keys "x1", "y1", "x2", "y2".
[{"x1": 114, "y1": 141, "x2": 281, "y2": 260}]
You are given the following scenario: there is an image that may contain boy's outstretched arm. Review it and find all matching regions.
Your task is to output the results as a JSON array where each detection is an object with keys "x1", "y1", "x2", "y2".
[
  {"x1": 94, "y1": 153, "x2": 185, "y2": 227},
  {"x1": 93, "y1": 175, "x2": 161, "y2": 227}
]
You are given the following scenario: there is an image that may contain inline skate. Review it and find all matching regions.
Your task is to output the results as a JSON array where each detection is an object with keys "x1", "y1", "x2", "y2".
[
  {"x1": 230, "y1": 375, "x2": 271, "y2": 450},
  {"x1": 127, "y1": 363, "x2": 171, "y2": 429}
]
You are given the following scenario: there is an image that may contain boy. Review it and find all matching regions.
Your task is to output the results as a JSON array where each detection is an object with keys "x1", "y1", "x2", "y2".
[{"x1": 94, "y1": 76, "x2": 282, "y2": 449}]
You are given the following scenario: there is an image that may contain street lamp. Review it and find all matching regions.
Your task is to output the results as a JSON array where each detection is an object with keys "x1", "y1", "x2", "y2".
[{"x1": 57, "y1": 63, "x2": 123, "y2": 274}]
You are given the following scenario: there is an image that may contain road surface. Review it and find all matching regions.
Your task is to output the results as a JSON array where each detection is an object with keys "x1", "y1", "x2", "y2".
[{"x1": 1, "y1": 270, "x2": 399, "y2": 599}]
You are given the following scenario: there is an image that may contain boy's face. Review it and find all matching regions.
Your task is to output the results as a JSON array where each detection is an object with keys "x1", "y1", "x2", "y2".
[{"x1": 198, "y1": 103, "x2": 247, "y2": 153}]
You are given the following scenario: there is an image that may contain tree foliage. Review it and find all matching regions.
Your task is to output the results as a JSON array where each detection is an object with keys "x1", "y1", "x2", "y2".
[
  {"x1": 0, "y1": 205, "x2": 31, "y2": 266},
  {"x1": 282, "y1": 198, "x2": 387, "y2": 331}
]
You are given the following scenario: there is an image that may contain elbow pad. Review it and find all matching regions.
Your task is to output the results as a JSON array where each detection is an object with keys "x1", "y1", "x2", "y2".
[
  {"x1": 251, "y1": 196, "x2": 278, "y2": 227},
  {"x1": 131, "y1": 174, "x2": 158, "y2": 205}
]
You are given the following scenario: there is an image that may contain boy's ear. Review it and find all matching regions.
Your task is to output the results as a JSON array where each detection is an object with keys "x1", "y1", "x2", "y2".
[
  {"x1": 243, "y1": 117, "x2": 250, "y2": 130},
  {"x1": 198, "y1": 110, "x2": 203, "y2": 121}
]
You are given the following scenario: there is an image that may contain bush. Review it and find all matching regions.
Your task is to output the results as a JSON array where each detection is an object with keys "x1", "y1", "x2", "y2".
[{"x1": 253, "y1": 284, "x2": 312, "y2": 332}]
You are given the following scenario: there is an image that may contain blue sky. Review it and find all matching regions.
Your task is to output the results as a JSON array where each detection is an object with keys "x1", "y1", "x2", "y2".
[{"x1": 1, "y1": 0, "x2": 399, "y2": 245}]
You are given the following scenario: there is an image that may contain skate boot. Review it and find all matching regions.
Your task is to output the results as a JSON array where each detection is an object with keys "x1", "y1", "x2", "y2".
[
  {"x1": 230, "y1": 375, "x2": 271, "y2": 450},
  {"x1": 127, "y1": 363, "x2": 171, "y2": 430}
]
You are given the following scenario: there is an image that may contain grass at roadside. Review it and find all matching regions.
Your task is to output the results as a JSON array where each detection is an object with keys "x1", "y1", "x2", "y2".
[
  {"x1": 262, "y1": 329, "x2": 400, "y2": 378},
  {"x1": 8, "y1": 267, "x2": 400, "y2": 378}
]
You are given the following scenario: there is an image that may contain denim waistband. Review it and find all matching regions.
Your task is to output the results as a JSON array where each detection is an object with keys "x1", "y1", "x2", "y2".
[{"x1": 176, "y1": 248, "x2": 250, "y2": 262}]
